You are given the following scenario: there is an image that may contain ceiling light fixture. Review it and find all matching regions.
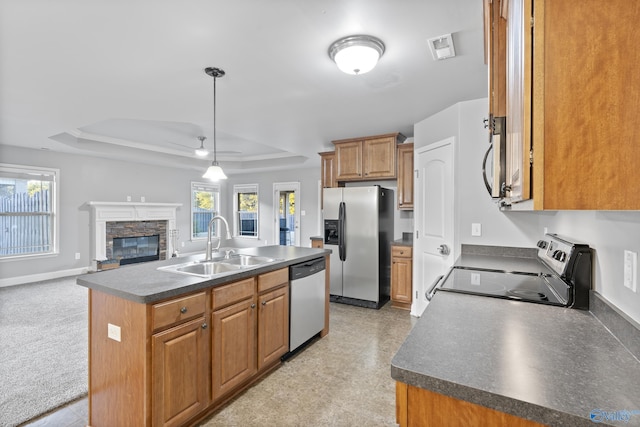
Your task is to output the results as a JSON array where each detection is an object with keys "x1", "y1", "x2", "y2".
[
  {"x1": 328, "y1": 35, "x2": 385, "y2": 75},
  {"x1": 202, "y1": 67, "x2": 227, "y2": 181},
  {"x1": 195, "y1": 135, "x2": 209, "y2": 156}
]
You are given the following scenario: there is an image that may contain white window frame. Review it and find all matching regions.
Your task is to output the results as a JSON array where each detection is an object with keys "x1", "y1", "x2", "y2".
[
  {"x1": 273, "y1": 182, "x2": 301, "y2": 246},
  {"x1": 233, "y1": 184, "x2": 259, "y2": 239},
  {"x1": 190, "y1": 181, "x2": 220, "y2": 241},
  {"x1": 0, "y1": 163, "x2": 59, "y2": 260}
]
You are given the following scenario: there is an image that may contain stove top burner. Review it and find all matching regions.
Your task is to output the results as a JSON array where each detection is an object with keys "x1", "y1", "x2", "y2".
[{"x1": 507, "y1": 289, "x2": 549, "y2": 301}]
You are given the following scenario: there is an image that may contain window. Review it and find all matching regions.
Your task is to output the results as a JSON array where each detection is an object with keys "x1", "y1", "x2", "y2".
[
  {"x1": 0, "y1": 164, "x2": 58, "y2": 258},
  {"x1": 191, "y1": 182, "x2": 220, "y2": 240},
  {"x1": 233, "y1": 184, "x2": 258, "y2": 238}
]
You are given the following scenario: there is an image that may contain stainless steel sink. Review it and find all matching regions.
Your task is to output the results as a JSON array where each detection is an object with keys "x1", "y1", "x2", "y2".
[
  {"x1": 158, "y1": 254, "x2": 281, "y2": 278},
  {"x1": 220, "y1": 254, "x2": 278, "y2": 266}
]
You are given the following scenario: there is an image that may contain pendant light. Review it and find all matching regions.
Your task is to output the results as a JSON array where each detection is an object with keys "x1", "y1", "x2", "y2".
[
  {"x1": 195, "y1": 135, "x2": 209, "y2": 156},
  {"x1": 202, "y1": 67, "x2": 227, "y2": 181},
  {"x1": 328, "y1": 35, "x2": 385, "y2": 75}
]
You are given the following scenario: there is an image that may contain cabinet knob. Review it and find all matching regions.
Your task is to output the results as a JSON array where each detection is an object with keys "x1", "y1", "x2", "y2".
[
  {"x1": 262, "y1": 300, "x2": 267, "y2": 306},
  {"x1": 201, "y1": 323, "x2": 208, "y2": 329},
  {"x1": 180, "y1": 307, "x2": 187, "y2": 314},
  {"x1": 251, "y1": 303, "x2": 256, "y2": 309}
]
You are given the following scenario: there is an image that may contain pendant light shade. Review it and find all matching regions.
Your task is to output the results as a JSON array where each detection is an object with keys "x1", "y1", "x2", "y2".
[
  {"x1": 202, "y1": 67, "x2": 227, "y2": 181},
  {"x1": 203, "y1": 164, "x2": 227, "y2": 180},
  {"x1": 328, "y1": 35, "x2": 385, "y2": 75}
]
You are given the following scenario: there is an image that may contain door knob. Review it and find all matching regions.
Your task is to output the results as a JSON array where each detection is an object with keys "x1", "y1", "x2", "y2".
[{"x1": 437, "y1": 244, "x2": 450, "y2": 256}]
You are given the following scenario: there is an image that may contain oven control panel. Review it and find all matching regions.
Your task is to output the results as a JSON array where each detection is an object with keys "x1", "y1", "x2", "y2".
[{"x1": 537, "y1": 234, "x2": 575, "y2": 276}]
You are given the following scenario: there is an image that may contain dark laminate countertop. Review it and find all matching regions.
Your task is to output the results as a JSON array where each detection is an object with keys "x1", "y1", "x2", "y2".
[
  {"x1": 77, "y1": 245, "x2": 330, "y2": 304},
  {"x1": 391, "y1": 245, "x2": 640, "y2": 427},
  {"x1": 391, "y1": 238, "x2": 413, "y2": 248}
]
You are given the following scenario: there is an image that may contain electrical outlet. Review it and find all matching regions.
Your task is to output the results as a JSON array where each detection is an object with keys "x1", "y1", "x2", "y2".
[
  {"x1": 126, "y1": 195, "x2": 131, "y2": 202},
  {"x1": 107, "y1": 323, "x2": 121, "y2": 342},
  {"x1": 140, "y1": 196, "x2": 145, "y2": 203},
  {"x1": 471, "y1": 223, "x2": 482, "y2": 236},
  {"x1": 75, "y1": 252, "x2": 81, "y2": 260},
  {"x1": 624, "y1": 250, "x2": 637, "y2": 292}
]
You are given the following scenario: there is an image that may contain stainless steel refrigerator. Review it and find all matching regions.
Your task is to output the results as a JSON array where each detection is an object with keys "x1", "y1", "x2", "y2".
[{"x1": 323, "y1": 186, "x2": 394, "y2": 309}]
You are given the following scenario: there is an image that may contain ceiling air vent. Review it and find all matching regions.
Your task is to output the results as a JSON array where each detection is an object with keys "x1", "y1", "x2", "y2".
[{"x1": 427, "y1": 33, "x2": 456, "y2": 60}]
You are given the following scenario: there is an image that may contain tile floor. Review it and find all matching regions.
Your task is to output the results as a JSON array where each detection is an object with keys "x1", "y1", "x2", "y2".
[{"x1": 23, "y1": 302, "x2": 416, "y2": 427}]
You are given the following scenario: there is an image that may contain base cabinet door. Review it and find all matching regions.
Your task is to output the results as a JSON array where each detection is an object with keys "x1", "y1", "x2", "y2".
[
  {"x1": 391, "y1": 246, "x2": 413, "y2": 310},
  {"x1": 152, "y1": 317, "x2": 209, "y2": 427},
  {"x1": 396, "y1": 383, "x2": 545, "y2": 427},
  {"x1": 211, "y1": 298, "x2": 257, "y2": 400},
  {"x1": 257, "y1": 285, "x2": 289, "y2": 370}
]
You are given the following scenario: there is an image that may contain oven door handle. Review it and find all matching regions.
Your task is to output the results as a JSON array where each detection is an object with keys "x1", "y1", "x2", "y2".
[{"x1": 425, "y1": 275, "x2": 445, "y2": 301}]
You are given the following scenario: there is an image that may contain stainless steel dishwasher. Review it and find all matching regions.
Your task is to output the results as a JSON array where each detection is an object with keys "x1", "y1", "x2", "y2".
[{"x1": 289, "y1": 257, "x2": 326, "y2": 352}]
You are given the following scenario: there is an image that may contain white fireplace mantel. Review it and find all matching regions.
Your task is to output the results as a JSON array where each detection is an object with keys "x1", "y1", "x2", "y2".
[{"x1": 87, "y1": 201, "x2": 182, "y2": 269}]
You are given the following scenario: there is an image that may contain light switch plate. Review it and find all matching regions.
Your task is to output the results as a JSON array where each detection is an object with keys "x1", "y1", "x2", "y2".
[
  {"x1": 108, "y1": 323, "x2": 121, "y2": 342},
  {"x1": 624, "y1": 250, "x2": 637, "y2": 292},
  {"x1": 471, "y1": 223, "x2": 482, "y2": 237}
]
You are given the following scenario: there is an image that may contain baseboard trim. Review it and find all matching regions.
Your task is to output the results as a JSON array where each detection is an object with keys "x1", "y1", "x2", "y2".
[{"x1": 0, "y1": 267, "x2": 90, "y2": 288}]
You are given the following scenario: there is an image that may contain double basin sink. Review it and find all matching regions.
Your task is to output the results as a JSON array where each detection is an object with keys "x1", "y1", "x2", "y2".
[{"x1": 158, "y1": 252, "x2": 281, "y2": 279}]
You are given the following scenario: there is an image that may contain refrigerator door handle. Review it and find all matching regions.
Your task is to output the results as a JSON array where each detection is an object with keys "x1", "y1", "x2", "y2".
[{"x1": 339, "y1": 202, "x2": 346, "y2": 261}]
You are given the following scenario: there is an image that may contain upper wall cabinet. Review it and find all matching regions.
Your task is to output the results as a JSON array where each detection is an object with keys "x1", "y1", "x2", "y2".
[
  {"x1": 504, "y1": 0, "x2": 640, "y2": 210},
  {"x1": 320, "y1": 151, "x2": 337, "y2": 189},
  {"x1": 333, "y1": 133, "x2": 406, "y2": 182},
  {"x1": 397, "y1": 143, "x2": 414, "y2": 210},
  {"x1": 484, "y1": 0, "x2": 507, "y2": 120}
]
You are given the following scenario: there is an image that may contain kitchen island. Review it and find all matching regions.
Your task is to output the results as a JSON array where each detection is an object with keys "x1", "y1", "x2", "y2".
[
  {"x1": 391, "y1": 291, "x2": 640, "y2": 426},
  {"x1": 77, "y1": 245, "x2": 330, "y2": 427}
]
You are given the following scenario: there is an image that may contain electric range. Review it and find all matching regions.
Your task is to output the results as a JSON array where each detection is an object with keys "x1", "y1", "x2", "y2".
[{"x1": 428, "y1": 234, "x2": 592, "y2": 309}]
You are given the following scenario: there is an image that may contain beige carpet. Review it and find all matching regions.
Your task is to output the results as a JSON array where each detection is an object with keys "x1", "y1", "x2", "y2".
[{"x1": 0, "y1": 277, "x2": 87, "y2": 427}]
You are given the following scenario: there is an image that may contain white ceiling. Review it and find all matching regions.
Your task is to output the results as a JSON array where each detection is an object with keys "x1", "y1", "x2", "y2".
[{"x1": 0, "y1": 0, "x2": 487, "y2": 176}]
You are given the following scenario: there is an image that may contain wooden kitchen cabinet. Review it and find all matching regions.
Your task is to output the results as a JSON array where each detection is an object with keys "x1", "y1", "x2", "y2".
[
  {"x1": 391, "y1": 246, "x2": 412, "y2": 310},
  {"x1": 333, "y1": 133, "x2": 406, "y2": 181},
  {"x1": 396, "y1": 383, "x2": 545, "y2": 427},
  {"x1": 504, "y1": 0, "x2": 640, "y2": 210},
  {"x1": 211, "y1": 269, "x2": 289, "y2": 399},
  {"x1": 152, "y1": 317, "x2": 209, "y2": 427},
  {"x1": 257, "y1": 285, "x2": 289, "y2": 370},
  {"x1": 396, "y1": 143, "x2": 414, "y2": 210},
  {"x1": 88, "y1": 266, "x2": 294, "y2": 427},
  {"x1": 211, "y1": 278, "x2": 257, "y2": 401},
  {"x1": 484, "y1": 0, "x2": 507, "y2": 119},
  {"x1": 319, "y1": 151, "x2": 337, "y2": 189}
]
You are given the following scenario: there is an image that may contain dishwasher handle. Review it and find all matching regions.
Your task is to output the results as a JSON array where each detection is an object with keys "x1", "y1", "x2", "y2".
[{"x1": 290, "y1": 257, "x2": 326, "y2": 280}]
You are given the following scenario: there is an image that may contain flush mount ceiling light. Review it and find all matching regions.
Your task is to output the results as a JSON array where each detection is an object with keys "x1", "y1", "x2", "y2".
[
  {"x1": 195, "y1": 135, "x2": 209, "y2": 156},
  {"x1": 202, "y1": 67, "x2": 227, "y2": 181},
  {"x1": 427, "y1": 33, "x2": 456, "y2": 60},
  {"x1": 328, "y1": 35, "x2": 385, "y2": 75}
]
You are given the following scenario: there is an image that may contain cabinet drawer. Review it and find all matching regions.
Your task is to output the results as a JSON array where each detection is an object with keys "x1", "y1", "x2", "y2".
[
  {"x1": 392, "y1": 246, "x2": 412, "y2": 258},
  {"x1": 152, "y1": 292, "x2": 206, "y2": 331},
  {"x1": 212, "y1": 278, "x2": 255, "y2": 311},
  {"x1": 258, "y1": 268, "x2": 288, "y2": 293}
]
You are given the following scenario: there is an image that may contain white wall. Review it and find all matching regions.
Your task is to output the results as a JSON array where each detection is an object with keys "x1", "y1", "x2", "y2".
[
  {"x1": 0, "y1": 145, "x2": 320, "y2": 284},
  {"x1": 415, "y1": 98, "x2": 640, "y2": 324},
  {"x1": 222, "y1": 168, "x2": 322, "y2": 248}
]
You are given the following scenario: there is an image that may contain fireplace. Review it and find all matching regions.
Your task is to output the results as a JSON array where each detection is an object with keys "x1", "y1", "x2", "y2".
[
  {"x1": 112, "y1": 234, "x2": 160, "y2": 265},
  {"x1": 106, "y1": 220, "x2": 167, "y2": 264},
  {"x1": 87, "y1": 202, "x2": 181, "y2": 271}
]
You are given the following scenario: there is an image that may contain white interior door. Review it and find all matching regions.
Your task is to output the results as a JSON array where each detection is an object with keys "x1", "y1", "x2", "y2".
[
  {"x1": 412, "y1": 138, "x2": 454, "y2": 316},
  {"x1": 273, "y1": 182, "x2": 300, "y2": 246}
]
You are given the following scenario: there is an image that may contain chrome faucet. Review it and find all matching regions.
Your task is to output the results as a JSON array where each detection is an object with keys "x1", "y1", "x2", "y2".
[{"x1": 206, "y1": 215, "x2": 232, "y2": 261}]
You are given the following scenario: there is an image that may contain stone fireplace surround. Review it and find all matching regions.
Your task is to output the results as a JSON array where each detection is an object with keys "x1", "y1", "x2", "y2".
[
  {"x1": 87, "y1": 202, "x2": 181, "y2": 271},
  {"x1": 106, "y1": 221, "x2": 166, "y2": 261}
]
